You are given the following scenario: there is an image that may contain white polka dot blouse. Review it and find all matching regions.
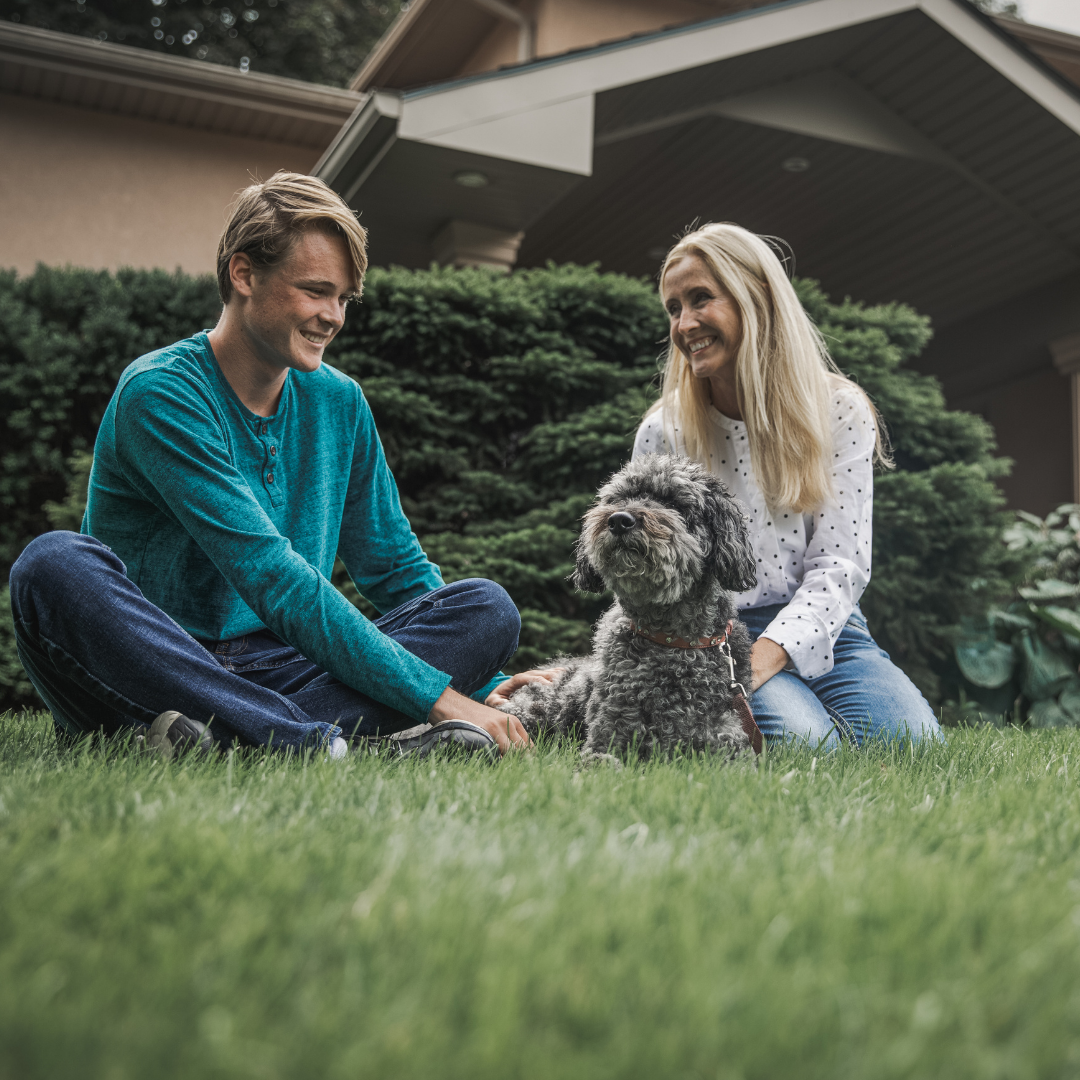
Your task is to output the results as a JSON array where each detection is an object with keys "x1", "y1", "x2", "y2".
[{"x1": 631, "y1": 382, "x2": 875, "y2": 681}]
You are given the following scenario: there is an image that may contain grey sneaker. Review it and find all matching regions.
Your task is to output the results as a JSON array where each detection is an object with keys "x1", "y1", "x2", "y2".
[
  {"x1": 386, "y1": 720, "x2": 498, "y2": 761},
  {"x1": 146, "y1": 711, "x2": 215, "y2": 760}
]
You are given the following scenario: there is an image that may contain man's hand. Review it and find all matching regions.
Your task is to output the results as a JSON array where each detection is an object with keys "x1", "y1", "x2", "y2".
[
  {"x1": 483, "y1": 668, "x2": 565, "y2": 710},
  {"x1": 750, "y1": 637, "x2": 790, "y2": 692},
  {"x1": 428, "y1": 686, "x2": 531, "y2": 755}
]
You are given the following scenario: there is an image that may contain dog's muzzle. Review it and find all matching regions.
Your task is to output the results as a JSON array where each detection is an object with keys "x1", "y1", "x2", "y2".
[{"x1": 607, "y1": 511, "x2": 637, "y2": 535}]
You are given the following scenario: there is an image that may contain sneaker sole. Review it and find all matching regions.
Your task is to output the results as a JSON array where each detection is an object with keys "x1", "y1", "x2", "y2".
[
  {"x1": 387, "y1": 720, "x2": 498, "y2": 762},
  {"x1": 146, "y1": 711, "x2": 214, "y2": 760}
]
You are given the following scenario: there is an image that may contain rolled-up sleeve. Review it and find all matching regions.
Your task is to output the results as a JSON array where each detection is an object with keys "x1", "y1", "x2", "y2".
[{"x1": 760, "y1": 389, "x2": 875, "y2": 680}]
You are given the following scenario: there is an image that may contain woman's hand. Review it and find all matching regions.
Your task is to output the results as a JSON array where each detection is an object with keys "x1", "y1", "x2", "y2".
[
  {"x1": 750, "y1": 637, "x2": 790, "y2": 692},
  {"x1": 484, "y1": 668, "x2": 565, "y2": 710}
]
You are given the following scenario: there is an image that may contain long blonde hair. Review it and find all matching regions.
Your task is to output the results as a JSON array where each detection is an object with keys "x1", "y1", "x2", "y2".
[{"x1": 651, "y1": 222, "x2": 888, "y2": 512}]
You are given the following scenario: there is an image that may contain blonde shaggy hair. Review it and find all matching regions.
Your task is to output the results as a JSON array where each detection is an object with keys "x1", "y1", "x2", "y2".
[
  {"x1": 650, "y1": 222, "x2": 889, "y2": 513},
  {"x1": 216, "y1": 172, "x2": 368, "y2": 303}
]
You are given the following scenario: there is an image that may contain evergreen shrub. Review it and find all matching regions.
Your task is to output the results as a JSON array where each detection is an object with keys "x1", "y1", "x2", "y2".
[{"x1": 0, "y1": 263, "x2": 1012, "y2": 712}]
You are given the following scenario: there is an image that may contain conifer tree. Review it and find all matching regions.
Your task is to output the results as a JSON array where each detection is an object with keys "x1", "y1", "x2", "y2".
[{"x1": 0, "y1": 263, "x2": 1012, "y2": 710}]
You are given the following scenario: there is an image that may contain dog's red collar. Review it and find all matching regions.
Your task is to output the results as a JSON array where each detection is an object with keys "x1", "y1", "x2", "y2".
[
  {"x1": 627, "y1": 618, "x2": 762, "y2": 755},
  {"x1": 629, "y1": 619, "x2": 733, "y2": 650}
]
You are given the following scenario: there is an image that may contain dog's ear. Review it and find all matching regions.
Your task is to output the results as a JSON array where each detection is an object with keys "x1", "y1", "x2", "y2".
[
  {"x1": 702, "y1": 477, "x2": 759, "y2": 593},
  {"x1": 570, "y1": 540, "x2": 606, "y2": 594}
]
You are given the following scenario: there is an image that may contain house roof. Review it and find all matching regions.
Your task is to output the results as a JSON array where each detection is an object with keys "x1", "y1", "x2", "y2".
[
  {"x1": 316, "y1": 0, "x2": 1080, "y2": 330},
  {"x1": 0, "y1": 22, "x2": 363, "y2": 148},
  {"x1": 348, "y1": 0, "x2": 782, "y2": 93},
  {"x1": 349, "y1": 0, "x2": 1080, "y2": 96},
  {"x1": 349, "y1": 0, "x2": 504, "y2": 93}
]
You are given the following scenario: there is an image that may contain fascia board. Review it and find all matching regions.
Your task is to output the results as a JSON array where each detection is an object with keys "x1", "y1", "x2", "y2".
[
  {"x1": 313, "y1": 91, "x2": 398, "y2": 181},
  {"x1": 920, "y1": 0, "x2": 1080, "y2": 137},
  {"x1": 0, "y1": 22, "x2": 361, "y2": 121}
]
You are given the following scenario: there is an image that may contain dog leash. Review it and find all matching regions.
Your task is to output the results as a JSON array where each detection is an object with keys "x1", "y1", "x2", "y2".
[{"x1": 628, "y1": 619, "x2": 763, "y2": 755}]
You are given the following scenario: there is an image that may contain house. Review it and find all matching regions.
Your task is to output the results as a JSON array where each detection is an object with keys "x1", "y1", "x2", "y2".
[
  {"x1": 2, "y1": 3, "x2": 1080, "y2": 513},
  {"x1": 314, "y1": 0, "x2": 1080, "y2": 514}
]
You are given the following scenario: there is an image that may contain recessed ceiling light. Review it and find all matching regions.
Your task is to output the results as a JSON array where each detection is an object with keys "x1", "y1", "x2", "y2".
[
  {"x1": 454, "y1": 170, "x2": 490, "y2": 188},
  {"x1": 782, "y1": 157, "x2": 811, "y2": 173}
]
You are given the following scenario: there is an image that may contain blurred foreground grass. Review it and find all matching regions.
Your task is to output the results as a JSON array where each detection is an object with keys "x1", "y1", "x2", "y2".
[{"x1": 3, "y1": 711, "x2": 1080, "y2": 1079}]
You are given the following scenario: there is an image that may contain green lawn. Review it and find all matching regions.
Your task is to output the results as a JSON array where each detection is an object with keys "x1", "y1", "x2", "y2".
[{"x1": 3, "y1": 712, "x2": 1080, "y2": 1079}]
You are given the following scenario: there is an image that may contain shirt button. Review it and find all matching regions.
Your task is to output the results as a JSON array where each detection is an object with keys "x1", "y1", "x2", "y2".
[
  {"x1": 261, "y1": 423, "x2": 268, "y2": 435},
  {"x1": 266, "y1": 472, "x2": 274, "y2": 484},
  {"x1": 270, "y1": 446, "x2": 277, "y2": 456}
]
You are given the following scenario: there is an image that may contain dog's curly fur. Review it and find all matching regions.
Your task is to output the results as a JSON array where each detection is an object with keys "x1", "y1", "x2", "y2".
[{"x1": 500, "y1": 455, "x2": 758, "y2": 761}]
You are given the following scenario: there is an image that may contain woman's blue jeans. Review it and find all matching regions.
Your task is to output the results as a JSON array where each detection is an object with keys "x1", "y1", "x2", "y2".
[
  {"x1": 9, "y1": 532, "x2": 521, "y2": 751},
  {"x1": 742, "y1": 603, "x2": 943, "y2": 750}
]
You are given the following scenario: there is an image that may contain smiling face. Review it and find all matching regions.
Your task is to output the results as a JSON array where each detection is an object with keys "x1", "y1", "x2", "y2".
[
  {"x1": 662, "y1": 254, "x2": 743, "y2": 387},
  {"x1": 234, "y1": 227, "x2": 354, "y2": 376}
]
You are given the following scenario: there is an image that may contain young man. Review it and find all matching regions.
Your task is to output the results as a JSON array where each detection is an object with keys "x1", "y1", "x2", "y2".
[{"x1": 10, "y1": 172, "x2": 538, "y2": 757}]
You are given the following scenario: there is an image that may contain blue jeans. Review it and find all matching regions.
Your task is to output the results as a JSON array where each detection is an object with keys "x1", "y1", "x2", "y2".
[
  {"x1": 742, "y1": 603, "x2": 942, "y2": 750},
  {"x1": 9, "y1": 532, "x2": 520, "y2": 750}
]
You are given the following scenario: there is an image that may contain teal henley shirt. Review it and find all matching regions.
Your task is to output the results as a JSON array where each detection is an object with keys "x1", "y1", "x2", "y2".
[{"x1": 84, "y1": 331, "x2": 496, "y2": 723}]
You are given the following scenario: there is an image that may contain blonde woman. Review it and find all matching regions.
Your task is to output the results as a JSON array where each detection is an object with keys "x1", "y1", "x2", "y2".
[{"x1": 633, "y1": 223, "x2": 942, "y2": 748}]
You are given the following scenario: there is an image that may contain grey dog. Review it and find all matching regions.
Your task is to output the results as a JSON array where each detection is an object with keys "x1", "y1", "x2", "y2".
[{"x1": 500, "y1": 454, "x2": 761, "y2": 761}]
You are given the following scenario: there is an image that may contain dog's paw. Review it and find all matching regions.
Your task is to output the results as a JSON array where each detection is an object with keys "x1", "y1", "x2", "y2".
[{"x1": 579, "y1": 749, "x2": 622, "y2": 770}]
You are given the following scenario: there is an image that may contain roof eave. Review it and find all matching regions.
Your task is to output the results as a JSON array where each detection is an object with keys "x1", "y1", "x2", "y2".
[{"x1": 0, "y1": 22, "x2": 362, "y2": 130}]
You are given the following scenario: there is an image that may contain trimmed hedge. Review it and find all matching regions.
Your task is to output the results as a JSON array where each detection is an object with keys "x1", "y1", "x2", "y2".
[{"x1": 0, "y1": 263, "x2": 1014, "y2": 711}]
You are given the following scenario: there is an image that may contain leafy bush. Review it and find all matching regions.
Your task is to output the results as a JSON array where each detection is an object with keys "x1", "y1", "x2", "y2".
[
  {"x1": 1, "y1": 263, "x2": 1012, "y2": 711},
  {"x1": 954, "y1": 506, "x2": 1080, "y2": 727}
]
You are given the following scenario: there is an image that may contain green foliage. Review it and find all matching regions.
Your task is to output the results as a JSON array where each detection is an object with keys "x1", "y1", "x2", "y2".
[
  {"x1": 0, "y1": 265, "x2": 222, "y2": 574},
  {"x1": 5, "y1": 714, "x2": 1080, "y2": 1076},
  {"x1": 1, "y1": 263, "x2": 1011, "y2": 713},
  {"x1": 955, "y1": 505, "x2": 1080, "y2": 727},
  {"x1": 0, "y1": 589, "x2": 35, "y2": 710},
  {"x1": 0, "y1": 0, "x2": 401, "y2": 87}
]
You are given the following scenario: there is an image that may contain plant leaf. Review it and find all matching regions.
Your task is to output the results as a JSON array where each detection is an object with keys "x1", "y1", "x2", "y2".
[
  {"x1": 989, "y1": 608, "x2": 1037, "y2": 632},
  {"x1": 1029, "y1": 699, "x2": 1072, "y2": 729},
  {"x1": 1059, "y1": 679, "x2": 1080, "y2": 722},
  {"x1": 1032, "y1": 605, "x2": 1080, "y2": 638},
  {"x1": 1019, "y1": 630, "x2": 1076, "y2": 702},
  {"x1": 1018, "y1": 579, "x2": 1078, "y2": 602},
  {"x1": 955, "y1": 639, "x2": 1016, "y2": 689}
]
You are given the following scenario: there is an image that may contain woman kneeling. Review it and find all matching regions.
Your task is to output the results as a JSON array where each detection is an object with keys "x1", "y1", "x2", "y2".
[{"x1": 633, "y1": 222, "x2": 942, "y2": 749}]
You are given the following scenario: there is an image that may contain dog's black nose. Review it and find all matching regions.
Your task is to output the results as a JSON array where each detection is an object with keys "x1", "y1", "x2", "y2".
[{"x1": 608, "y1": 511, "x2": 637, "y2": 534}]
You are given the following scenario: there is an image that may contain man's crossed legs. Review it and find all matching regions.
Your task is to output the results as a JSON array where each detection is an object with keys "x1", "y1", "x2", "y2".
[{"x1": 9, "y1": 532, "x2": 521, "y2": 752}]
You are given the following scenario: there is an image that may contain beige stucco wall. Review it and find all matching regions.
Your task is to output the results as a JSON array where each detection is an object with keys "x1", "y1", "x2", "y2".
[{"x1": 0, "y1": 94, "x2": 319, "y2": 277}]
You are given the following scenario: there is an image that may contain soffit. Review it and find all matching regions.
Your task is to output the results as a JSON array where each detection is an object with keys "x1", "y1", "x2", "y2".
[
  {"x1": 515, "y1": 7, "x2": 1080, "y2": 327},
  {"x1": 0, "y1": 22, "x2": 362, "y2": 148}
]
